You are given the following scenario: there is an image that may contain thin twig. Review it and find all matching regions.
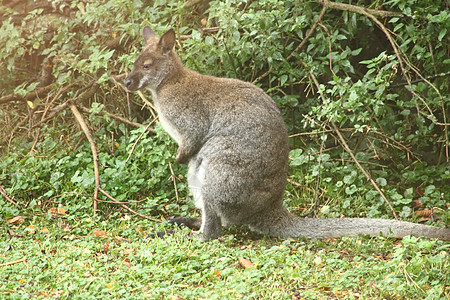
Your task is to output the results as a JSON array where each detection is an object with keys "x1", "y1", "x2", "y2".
[
  {"x1": 331, "y1": 121, "x2": 399, "y2": 219},
  {"x1": 0, "y1": 183, "x2": 20, "y2": 208},
  {"x1": 125, "y1": 120, "x2": 157, "y2": 163},
  {"x1": 112, "y1": 74, "x2": 157, "y2": 119},
  {"x1": 287, "y1": 178, "x2": 331, "y2": 199},
  {"x1": 70, "y1": 93, "x2": 160, "y2": 220},
  {"x1": 289, "y1": 128, "x2": 354, "y2": 137},
  {"x1": 32, "y1": 82, "x2": 98, "y2": 129},
  {"x1": 78, "y1": 105, "x2": 150, "y2": 130},
  {"x1": 166, "y1": 154, "x2": 180, "y2": 204},
  {"x1": 98, "y1": 187, "x2": 161, "y2": 222},
  {"x1": 0, "y1": 258, "x2": 27, "y2": 267}
]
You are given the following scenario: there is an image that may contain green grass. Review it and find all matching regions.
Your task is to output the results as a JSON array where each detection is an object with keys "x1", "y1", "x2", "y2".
[{"x1": 1, "y1": 213, "x2": 448, "y2": 299}]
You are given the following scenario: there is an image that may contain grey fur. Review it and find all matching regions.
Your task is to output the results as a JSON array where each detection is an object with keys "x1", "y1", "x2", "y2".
[{"x1": 124, "y1": 27, "x2": 450, "y2": 241}]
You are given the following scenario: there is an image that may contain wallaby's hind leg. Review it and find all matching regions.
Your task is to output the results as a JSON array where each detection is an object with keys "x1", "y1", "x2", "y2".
[
  {"x1": 168, "y1": 216, "x2": 202, "y2": 230},
  {"x1": 197, "y1": 201, "x2": 222, "y2": 240},
  {"x1": 169, "y1": 157, "x2": 222, "y2": 240}
]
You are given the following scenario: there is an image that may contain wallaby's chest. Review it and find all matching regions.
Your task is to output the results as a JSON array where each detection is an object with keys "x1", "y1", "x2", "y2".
[{"x1": 155, "y1": 103, "x2": 182, "y2": 144}]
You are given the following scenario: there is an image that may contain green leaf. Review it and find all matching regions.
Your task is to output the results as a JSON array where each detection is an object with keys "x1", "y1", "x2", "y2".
[
  {"x1": 376, "y1": 178, "x2": 387, "y2": 187},
  {"x1": 280, "y1": 74, "x2": 288, "y2": 86},
  {"x1": 438, "y1": 28, "x2": 447, "y2": 41}
]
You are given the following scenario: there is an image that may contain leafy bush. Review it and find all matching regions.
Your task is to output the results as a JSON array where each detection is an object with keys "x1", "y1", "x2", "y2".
[
  {"x1": 0, "y1": 0, "x2": 448, "y2": 223},
  {"x1": 1, "y1": 1, "x2": 448, "y2": 298}
]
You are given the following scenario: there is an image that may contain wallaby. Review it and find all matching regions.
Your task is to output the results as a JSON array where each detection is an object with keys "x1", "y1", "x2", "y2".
[{"x1": 124, "y1": 27, "x2": 450, "y2": 241}]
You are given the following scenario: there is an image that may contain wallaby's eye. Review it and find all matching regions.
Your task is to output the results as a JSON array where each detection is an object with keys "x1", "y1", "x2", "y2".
[{"x1": 143, "y1": 63, "x2": 151, "y2": 70}]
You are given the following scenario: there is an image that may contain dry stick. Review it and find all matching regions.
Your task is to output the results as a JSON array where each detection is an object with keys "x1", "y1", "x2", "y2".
[
  {"x1": 112, "y1": 75, "x2": 157, "y2": 119},
  {"x1": 30, "y1": 91, "x2": 54, "y2": 154},
  {"x1": 98, "y1": 187, "x2": 160, "y2": 222},
  {"x1": 316, "y1": 0, "x2": 401, "y2": 17},
  {"x1": 78, "y1": 105, "x2": 149, "y2": 130},
  {"x1": 166, "y1": 154, "x2": 180, "y2": 204},
  {"x1": 313, "y1": 122, "x2": 328, "y2": 215},
  {"x1": 372, "y1": 129, "x2": 419, "y2": 161},
  {"x1": 253, "y1": 5, "x2": 328, "y2": 84},
  {"x1": 32, "y1": 82, "x2": 98, "y2": 129},
  {"x1": 289, "y1": 128, "x2": 354, "y2": 137},
  {"x1": 69, "y1": 104, "x2": 99, "y2": 215},
  {"x1": 0, "y1": 258, "x2": 27, "y2": 267},
  {"x1": 306, "y1": 66, "x2": 399, "y2": 219},
  {"x1": 69, "y1": 87, "x2": 158, "y2": 220},
  {"x1": 8, "y1": 115, "x2": 29, "y2": 148},
  {"x1": 0, "y1": 183, "x2": 20, "y2": 208},
  {"x1": 125, "y1": 120, "x2": 157, "y2": 163},
  {"x1": 385, "y1": 31, "x2": 448, "y2": 126},
  {"x1": 0, "y1": 85, "x2": 53, "y2": 105},
  {"x1": 331, "y1": 121, "x2": 398, "y2": 220},
  {"x1": 287, "y1": 178, "x2": 332, "y2": 202},
  {"x1": 8, "y1": 84, "x2": 68, "y2": 148}
]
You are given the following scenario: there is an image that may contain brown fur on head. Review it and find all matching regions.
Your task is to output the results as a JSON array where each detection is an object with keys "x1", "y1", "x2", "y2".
[{"x1": 124, "y1": 27, "x2": 178, "y2": 92}]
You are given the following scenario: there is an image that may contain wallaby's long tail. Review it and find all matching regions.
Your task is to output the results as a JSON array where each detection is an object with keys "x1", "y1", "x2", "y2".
[{"x1": 249, "y1": 207, "x2": 450, "y2": 240}]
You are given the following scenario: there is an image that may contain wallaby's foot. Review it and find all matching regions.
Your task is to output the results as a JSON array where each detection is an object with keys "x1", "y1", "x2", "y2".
[
  {"x1": 146, "y1": 230, "x2": 174, "y2": 239},
  {"x1": 168, "y1": 216, "x2": 202, "y2": 230},
  {"x1": 189, "y1": 229, "x2": 222, "y2": 242},
  {"x1": 169, "y1": 216, "x2": 222, "y2": 241}
]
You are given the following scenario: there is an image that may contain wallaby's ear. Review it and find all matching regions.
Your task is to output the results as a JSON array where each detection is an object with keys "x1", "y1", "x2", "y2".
[
  {"x1": 158, "y1": 29, "x2": 176, "y2": 53},
  {"x1": 143, "y1": 26, "x2": 156, "y2": 43}
]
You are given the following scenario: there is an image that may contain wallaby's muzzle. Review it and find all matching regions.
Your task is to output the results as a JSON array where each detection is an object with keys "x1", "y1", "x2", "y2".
[{"x1": 124, "y1": 73, "x2": 140, "y2": 92}]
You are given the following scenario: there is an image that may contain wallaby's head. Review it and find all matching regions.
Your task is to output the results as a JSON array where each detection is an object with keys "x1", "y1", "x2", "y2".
[{"x1": 124, "y1": 27, "x2": 178, "y2": 92}]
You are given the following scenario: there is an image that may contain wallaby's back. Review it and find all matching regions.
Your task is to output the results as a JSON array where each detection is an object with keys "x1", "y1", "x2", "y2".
[{"x1": 124, "y1": 27, "x2": 450, "y2": 241}]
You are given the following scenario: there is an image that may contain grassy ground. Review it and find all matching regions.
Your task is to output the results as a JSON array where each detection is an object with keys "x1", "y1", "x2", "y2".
[{"x1": 1, "y1": 212, "x2": 448, "y2": 299}]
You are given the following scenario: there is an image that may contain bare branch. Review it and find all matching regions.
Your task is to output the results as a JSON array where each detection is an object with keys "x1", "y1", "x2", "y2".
[
  {"x1": 0, "y1": 85, "x2": 53, "y2": 105},
  {"x1": 70, "y1": 103, "x2": 100, "y2": 214},
  {"x1": 78, "y1": 105, "x2": 151, "y2": 130},
  {"x1": 316, "y1": 0, "x2": 401, "y2": 17}
]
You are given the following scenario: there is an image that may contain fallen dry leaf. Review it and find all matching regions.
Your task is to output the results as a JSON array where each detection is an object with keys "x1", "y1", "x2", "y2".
[
  {"x1": 7, "y1": 216, "x2": 25, "y2": 224},
  {"x1": 170, "y1": 296, "x2": 185, "y2": 300},
  {"x1": 214, "y1": 269, "x2": 221, "y2": 277},
  {"x1": 416, "y1": 187, "x2": 425, "y2": 197},
  {"x1": 238, "y1": 257, "x2": 255, "y2": 269},
  {"x1": 415, "y1": 208, "x2": 432, "y2": 218},
  {"x1": 104, "y1": 242, "x2": 110, "y2": 253},
  {"x1": 122, "y1": 258, "x2": 132, "y2": 268},
  {"x1": 135, "y1": 225, "x2": 144, "y2": 235},
  {"x1": 48, "y1": 206, "x2": 68, "y2": 215},
  {"x1": 26, "y1": 225, "x2": 36, "y2": 234},
  {"x1": 123, "y1": 248, "x2": 135, "y2": 255},
  {"x1": 93, "y1": 230, "x2": 107, "y2": 237},
  {"x1": 411, "y1": 199, "x2": 423, "y2": 208}
]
